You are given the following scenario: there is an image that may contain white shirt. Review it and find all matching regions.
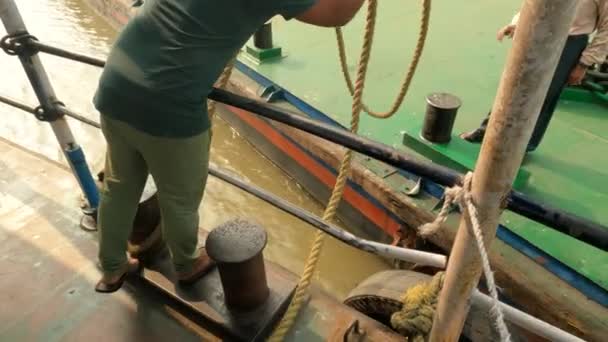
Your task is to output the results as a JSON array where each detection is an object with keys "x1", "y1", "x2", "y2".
[{"x1": 511, "y1": 0, "x2": 608, "y2": 66}]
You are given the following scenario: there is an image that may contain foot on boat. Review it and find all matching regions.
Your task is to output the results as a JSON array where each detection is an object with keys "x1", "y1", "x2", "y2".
[
  {"x1": 177, "y1": 248, "x2": 216, "y2": 285},
  {"x1": 459, "y1": 127, "x2": 486, "y2": 143},
  {"x1": 95, "y1": 257, "x2": 141, "y2": 293}
]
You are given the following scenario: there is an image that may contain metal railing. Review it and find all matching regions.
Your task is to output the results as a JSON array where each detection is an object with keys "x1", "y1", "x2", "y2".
[{"x1": 1, "y1": 30, "x2": 606, "y2": 252}]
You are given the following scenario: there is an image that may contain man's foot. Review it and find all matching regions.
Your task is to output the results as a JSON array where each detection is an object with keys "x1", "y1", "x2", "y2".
[
  {"x1": 459, "y1": 127, "x2": 486, "y2": 143},
  {"x1": 177, "y1": 248, "x2": 216, "y2": 285},
  {"x1": 95, "y1": 257, "x2": 141, "y2": 293}
]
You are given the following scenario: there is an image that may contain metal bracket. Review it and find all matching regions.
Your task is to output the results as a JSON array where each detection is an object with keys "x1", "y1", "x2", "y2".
[
  {"x1": 405, "y1": 178, "x2": 422, "y2": 196},
  {"x1": 343, "y1": 320, "x2": 366, "y2": 342},
  {"x1": 33, "y1": 100, "x2": 64, "y2": 122},
  {"x1": 258, "y1": 84, "x2": 285, "y2": 103},
  {"x1": 0, "y1": 31, "x2": 38, "y2": 57}
]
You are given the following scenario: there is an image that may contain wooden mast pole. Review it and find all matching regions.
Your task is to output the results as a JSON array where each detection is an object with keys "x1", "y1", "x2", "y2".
[{"x1": 429, "y1": 0, "x2": 578, "y2": 340}]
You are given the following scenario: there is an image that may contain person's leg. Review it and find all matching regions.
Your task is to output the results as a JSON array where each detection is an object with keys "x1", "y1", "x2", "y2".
[
  {"x1": 137, "y1": 129, "x2": 213, "y2": 278},
  {"x1": 527, "y1": 35, "x2": 589, "y2": 151},
  {"x1": 97, "y1": 116, "x2": 149, "y2": 290}
]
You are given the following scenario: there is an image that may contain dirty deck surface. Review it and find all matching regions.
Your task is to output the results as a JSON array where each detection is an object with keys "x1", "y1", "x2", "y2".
[
  {"x1": 0, "y1": 137, "x2": 223, "y2": 342},
  {"x1": 0, "y1": 137, "x2": 407, "y2": 342},
  {"x1": 241, "y1": 0, "x2": 608, "y2": 289}
]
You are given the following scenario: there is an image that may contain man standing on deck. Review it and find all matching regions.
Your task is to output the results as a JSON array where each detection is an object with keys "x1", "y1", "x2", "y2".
[
  {"x1": 460, "y1": 0, "x2": 608, "y2": 152},
  {"x1": 92, "y1": 0, "x2": 366, "y2": 292}
]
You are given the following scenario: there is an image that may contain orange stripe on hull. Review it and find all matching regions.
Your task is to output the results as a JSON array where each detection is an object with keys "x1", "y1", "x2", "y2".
[{"x1": 228, "y1": 106, "x2": 401, "y2": 237}]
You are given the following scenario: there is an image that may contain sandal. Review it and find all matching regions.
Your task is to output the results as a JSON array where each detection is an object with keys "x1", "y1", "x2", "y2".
[
  {"x1": 177, "y1": 248, "x2": 216, "y2": 285},
  {"x1": 95, "y1": 258, "x2": 141, "y2": 293}
]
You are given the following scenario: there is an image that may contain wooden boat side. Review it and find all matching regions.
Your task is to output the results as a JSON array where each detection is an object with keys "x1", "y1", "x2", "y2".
[{"x1": 221, "y1": 76, "x2": 608, "y2": 341}]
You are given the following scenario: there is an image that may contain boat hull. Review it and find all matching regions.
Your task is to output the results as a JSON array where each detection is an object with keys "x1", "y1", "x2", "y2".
[{"x1": 80, "y1": 1, "x2": 608, "y2": 340}]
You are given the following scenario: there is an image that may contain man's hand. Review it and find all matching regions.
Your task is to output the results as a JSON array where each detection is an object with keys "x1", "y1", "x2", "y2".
[
  {"x1": 497, "y1": 24, "x2": 516, "y2": 42},
  {"x1": 568, "y1": 64, "x2": 588, "y2": 85}
]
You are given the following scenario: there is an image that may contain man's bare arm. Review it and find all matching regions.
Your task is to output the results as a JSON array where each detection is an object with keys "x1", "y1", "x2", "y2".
[{"x1": 296, "y1": 0, "x2": 366, "y2": 27}]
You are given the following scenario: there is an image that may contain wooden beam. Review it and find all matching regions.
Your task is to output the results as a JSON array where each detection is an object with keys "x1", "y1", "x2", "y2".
[{"x1": 429, "y1": 0, "x2": 578, "y2": 340}]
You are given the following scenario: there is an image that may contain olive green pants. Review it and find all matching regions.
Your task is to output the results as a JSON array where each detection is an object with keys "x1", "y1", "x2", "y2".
[{"x1": 98, "y1": 115, "x2": 210, "y2": 274}]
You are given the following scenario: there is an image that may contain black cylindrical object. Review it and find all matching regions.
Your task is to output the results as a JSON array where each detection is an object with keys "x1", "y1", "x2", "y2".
[
  {"x1": 206, "y1": 219, "x2": 269, "y2": 310},
  {"x1": 421, "y1": 93, "x2": 461, "y2": 143},
  {"x1": 253, "y1": 22, "x2": 273, "y2": 50}
]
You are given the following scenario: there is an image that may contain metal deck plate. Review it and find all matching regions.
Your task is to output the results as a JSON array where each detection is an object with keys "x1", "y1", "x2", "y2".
[{"x1": 139, "y1": 249, "x2": 296, "y2": 342}]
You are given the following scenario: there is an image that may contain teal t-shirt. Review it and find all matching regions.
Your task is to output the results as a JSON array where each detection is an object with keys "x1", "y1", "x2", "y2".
[{"x1": 94, "y1": 0, "x2": 316, "y2": 137}]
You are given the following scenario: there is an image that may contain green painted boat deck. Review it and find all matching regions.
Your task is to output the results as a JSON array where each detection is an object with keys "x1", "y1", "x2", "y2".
[{"x1": 238, "y1": 1, "x2": 608, "y2": 289}]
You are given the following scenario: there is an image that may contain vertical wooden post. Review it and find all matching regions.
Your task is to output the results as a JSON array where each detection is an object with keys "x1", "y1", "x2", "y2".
[{"x1": 428, "y1": 0, "x2": 577, "y2": 340}]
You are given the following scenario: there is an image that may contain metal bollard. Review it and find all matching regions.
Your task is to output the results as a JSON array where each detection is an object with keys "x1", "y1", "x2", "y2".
[
  {"x1": 421, "y1": 93, "x2": 461, "y2": 143},
  {"x1": 206, "y1": 219, "x2": 270, "y2": 311},
  {"x1": 253, "y1": 22, "x2": 273, "y2": 50}
]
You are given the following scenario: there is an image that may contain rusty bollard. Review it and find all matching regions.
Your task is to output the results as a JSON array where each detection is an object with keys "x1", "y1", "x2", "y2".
[
  {"x1": 421, "y1": 92, "x2": 462, "y2": 143},
  {"x1": 206, "y1": 219, "x2": 270, "y2": 311}
]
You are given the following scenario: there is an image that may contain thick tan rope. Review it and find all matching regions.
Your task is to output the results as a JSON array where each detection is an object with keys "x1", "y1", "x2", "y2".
[
  {"x1": 415, "y1": 173, "x2": 512, "y2": 342},
  {"x1": 207, "y1": 57, "x2": 236, "y2": 119},
  {"x1": 336, "y1": 0, "x2": 431, "y2": 118},
  {"x1": 268, "y1": 1, "x2": 380, "y2": 340},
  {"x1": 206, "y1": 1, "x2": 429, "y2": 339},
  {"x1": 270, "y1": 0, "x2": 434, "y2": 339}
]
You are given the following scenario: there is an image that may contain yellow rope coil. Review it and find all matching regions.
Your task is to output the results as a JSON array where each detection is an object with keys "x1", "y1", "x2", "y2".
[{"x1": 390, "y1": 272, "x2": 444, "y2": 342}]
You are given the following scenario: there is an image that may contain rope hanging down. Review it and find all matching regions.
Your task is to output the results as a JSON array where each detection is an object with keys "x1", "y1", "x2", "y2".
[
  {"x1": 418, "y1": 172, "x2": 512, "y2": 342},
  {"x1": 270, "y1": 0, "x2": 431, "y2": 340},
  {"x1": 336, "y1": 0, "x2": 431, "y2": 118}
]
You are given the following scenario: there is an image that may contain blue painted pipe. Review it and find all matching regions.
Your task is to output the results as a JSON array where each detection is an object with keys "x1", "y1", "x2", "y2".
[{"x1": 65, "y1": 146, "x2": 100, "y2": 209}]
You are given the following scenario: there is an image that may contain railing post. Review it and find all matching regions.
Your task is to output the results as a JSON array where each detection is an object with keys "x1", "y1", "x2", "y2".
[
  {"x1": 428, "y1": 0, "x2": 578, "y2": 340},
  {"x1": 0, "y1": 0, "x2": 100, "y2": 222}
]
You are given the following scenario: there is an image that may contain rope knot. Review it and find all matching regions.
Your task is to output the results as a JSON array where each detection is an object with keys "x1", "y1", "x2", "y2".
[
  {"x1": 418, "y1": 172, "x2": 474, "y2": 238},
  {"x1": 390, "y1": 272, "x2": 444, "y2": 341},
  {"x1": 415, "y1": 172, "x2": 512, "y2": 342}
]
